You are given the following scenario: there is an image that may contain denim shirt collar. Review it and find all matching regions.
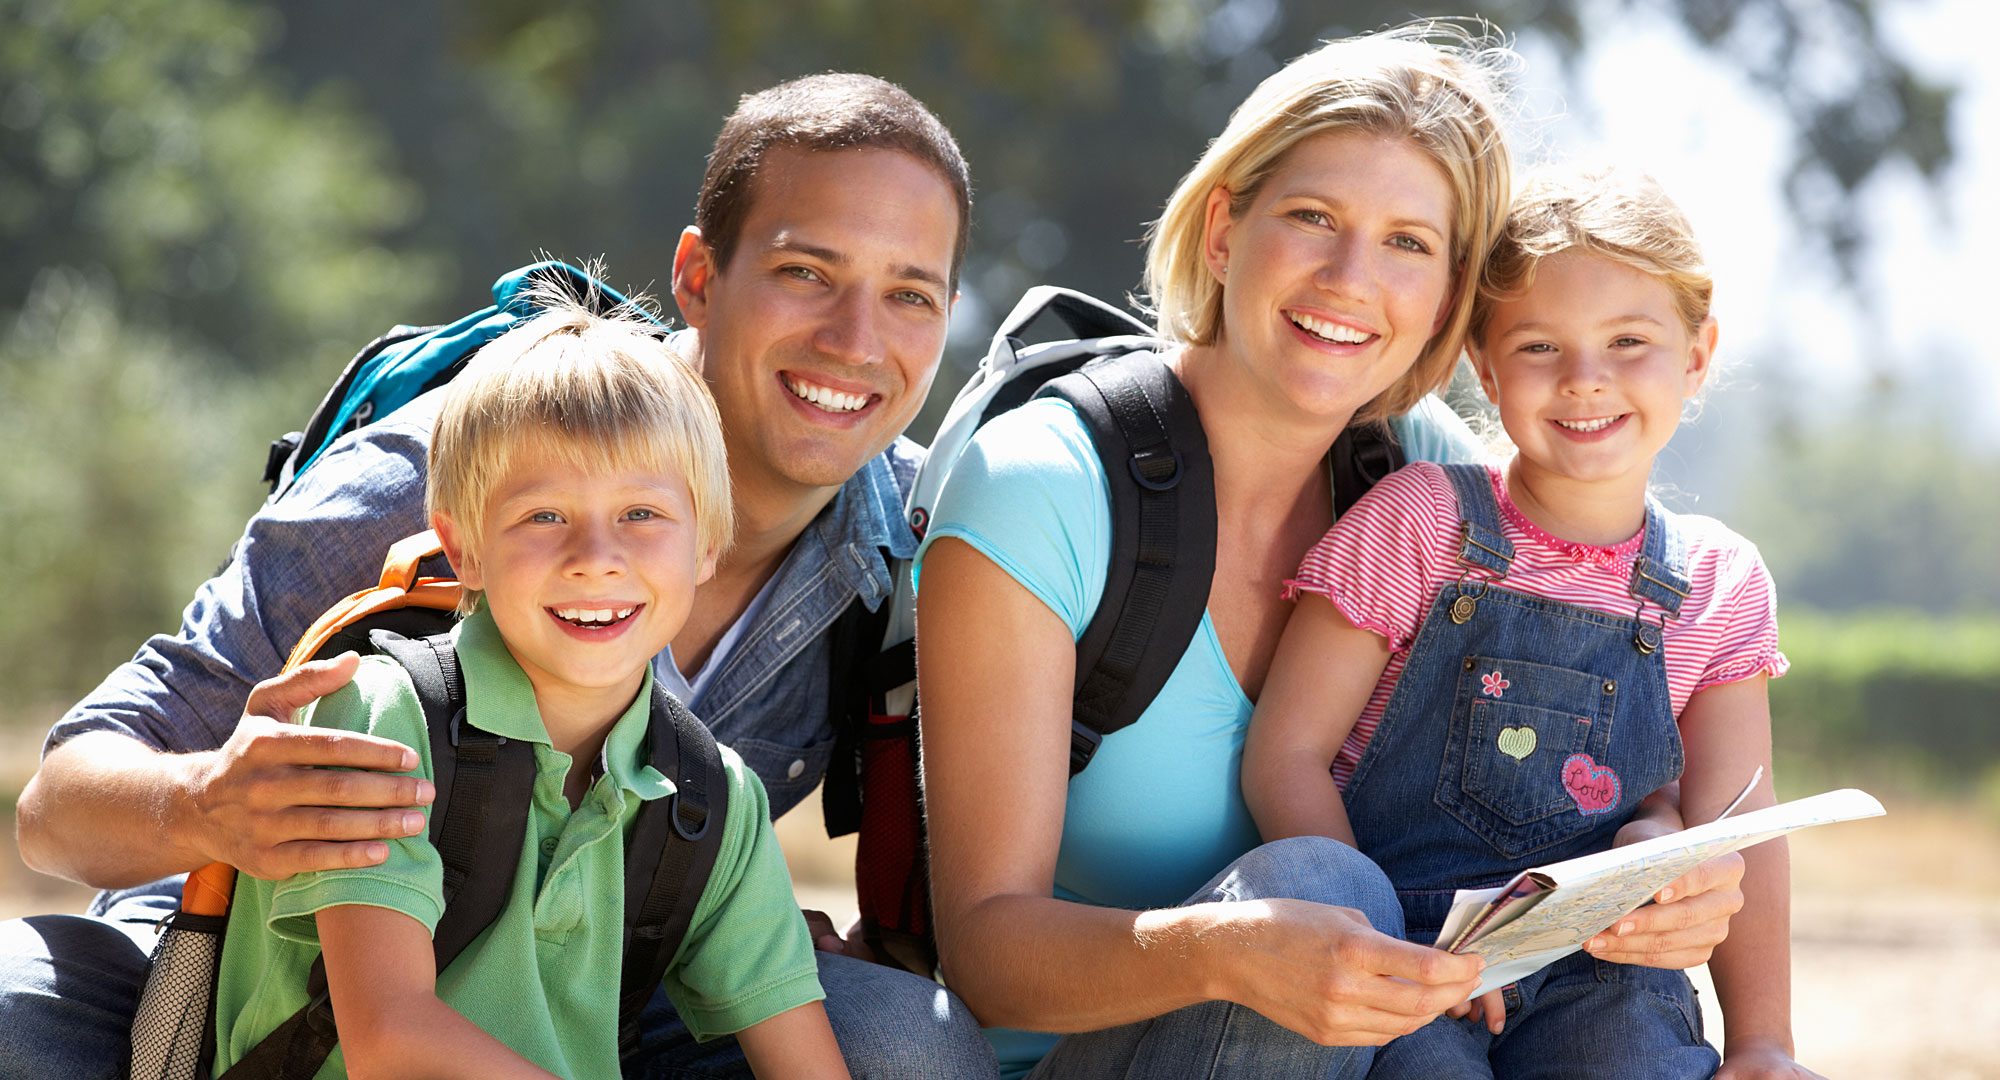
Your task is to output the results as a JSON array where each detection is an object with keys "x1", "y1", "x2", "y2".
[
  {"x1": 810, "y1": 442, "x2": 920, "y2": 608},
  {"x1": 689, "y1": 439, "x2": 919, "y2": 728}
]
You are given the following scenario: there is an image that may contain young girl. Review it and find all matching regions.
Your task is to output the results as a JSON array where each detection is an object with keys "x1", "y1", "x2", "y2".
[{"x1": 1243, "y1": 164, "x2": 1818, "y2": 1079}]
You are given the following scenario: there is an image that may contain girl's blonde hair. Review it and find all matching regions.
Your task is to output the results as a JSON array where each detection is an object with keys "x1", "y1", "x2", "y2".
[
  {"x1": 1142, "y1": 20, "x2": 1517, "y2": 423},
  {"x1": 427, "y1": 282, "x2": 734, "y2": 614},
  {"x1": 1473, "y1": 162, "x2": 1713, "y2": 342}
]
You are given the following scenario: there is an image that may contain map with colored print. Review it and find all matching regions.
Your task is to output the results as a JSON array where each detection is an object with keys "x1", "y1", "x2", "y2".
[{"x1": 1437, "y1": 788, "x2": 1886, "y2": 999}]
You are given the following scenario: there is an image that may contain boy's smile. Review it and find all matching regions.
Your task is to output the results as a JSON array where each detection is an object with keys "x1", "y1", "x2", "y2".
[{"x1": 435, "y1": 442, "x2": 716, "y2": 740}]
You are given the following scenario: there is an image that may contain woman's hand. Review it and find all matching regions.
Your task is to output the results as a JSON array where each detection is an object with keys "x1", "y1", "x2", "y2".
[
  {"x1": 1715, "y1": 1038, "x2": 1825, "y2": 1080},
  {"x1": 1216, "y1": 898, "x2": 1484, "y2": 1046}
]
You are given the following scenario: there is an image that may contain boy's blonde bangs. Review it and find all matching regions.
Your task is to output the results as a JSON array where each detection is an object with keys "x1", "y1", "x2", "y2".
[
  {"x1": 428, "y1": 295, "x2": 734, "y2": 613},
  {"x1": 1141, "y1": 20, "x2": 1517, "y2": 424},
  {"x1": 1473, "y1": 163, "x2": 1714, "y2": 342}
]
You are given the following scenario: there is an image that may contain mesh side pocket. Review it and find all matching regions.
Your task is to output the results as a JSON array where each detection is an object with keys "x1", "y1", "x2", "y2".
[
  {"x1": 853, "y1": 712, "x2": 936, "y2": 975},
  {"x1": 129, "y1": 911, "x2": 226, "y2": 1080}
]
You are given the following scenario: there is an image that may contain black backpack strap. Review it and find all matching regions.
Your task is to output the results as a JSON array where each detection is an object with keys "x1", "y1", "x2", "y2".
[
  {"x1": 374, "y1": 631, "x2": 537, "y2": 963},
  {"x1": 822, "y1": 594, "x2": 902, "y2": 838},
  {"x1": 1035, "y1": 351, "x2": 1216, "y2": 775},
  {"x1": 617, "y1": 682, "x2": 728, "y2": 1063},
  {"x1": 220, "y1": 631, "x2": 535, "y2": 1080},
  {"x1": 1328, "y1": 421, "x2": 1406, "y2": 519}
]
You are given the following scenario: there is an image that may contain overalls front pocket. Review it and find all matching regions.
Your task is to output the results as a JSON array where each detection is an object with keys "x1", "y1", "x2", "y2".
[{"x1": 1435, "y1": 652, "x2": 1618, "y2": 861}]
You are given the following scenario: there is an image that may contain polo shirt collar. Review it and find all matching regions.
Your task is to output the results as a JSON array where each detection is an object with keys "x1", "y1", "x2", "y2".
[{"x1": 452, "y1": 609, "x2": 670, "y2": 798}]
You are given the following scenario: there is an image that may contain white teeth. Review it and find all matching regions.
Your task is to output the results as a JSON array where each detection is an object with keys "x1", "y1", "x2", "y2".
[
  {"x1": 785, "y1": 376, "x2": 868, "y2": 413},
  {"x1": 556, "y1": 607, "x2": 631, "y2": 626},
  {"x1": 1289, "y1": 313, "x2": 1371, "y2": 345},
  {"x1": 1555, "y1": 416, "x2": 1619, "y2": 432}
]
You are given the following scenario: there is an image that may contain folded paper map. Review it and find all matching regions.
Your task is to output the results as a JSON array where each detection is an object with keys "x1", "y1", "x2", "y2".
[{"x1": 1436, "y1": 787, "x2": 1885, "y2": 999}]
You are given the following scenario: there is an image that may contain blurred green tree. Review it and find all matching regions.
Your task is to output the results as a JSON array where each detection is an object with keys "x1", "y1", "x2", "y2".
[
  {"x1": 2, "y1": 0, "x2": 448, "y2": 370},
  {"x1": 1733, "y1": 412, "x2": 2000, "y2": 615},
  {"x1": 0, "y1": 0, "x2": 1967, "y2": 726}
]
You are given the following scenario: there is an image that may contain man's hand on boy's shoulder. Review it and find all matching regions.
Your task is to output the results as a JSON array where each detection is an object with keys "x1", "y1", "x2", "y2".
[
  {"x1": 191, "y1": 653, "x2": 437, "y2": 881},
  {"x1": 18, "y1": 654, "x2": 435, "y2": 887}
]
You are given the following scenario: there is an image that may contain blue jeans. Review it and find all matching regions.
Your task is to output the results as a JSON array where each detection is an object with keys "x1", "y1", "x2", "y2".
[
  {"x1": 1367, "y1": 950, "x2": 1718, "y2": 1080},
  {"x1": 0, "y1": 882, "x2": 998, "y2": 1080},
  {"x1": 1021, "y1": 837, "x2": 1402, "y2": 1080},
  {"x1": 0, "y1": 881, "x2": 176, "y2": 1080}
]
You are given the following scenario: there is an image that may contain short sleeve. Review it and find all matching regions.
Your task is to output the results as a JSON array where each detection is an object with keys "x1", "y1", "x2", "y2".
[
  {"x1": 45, "y1": 392, "x2": 440, "y2": 757},
  {"x1": 660, "y1": 747, "x2": 823, "y2": 1040},
  {"x1": 1286, "y1": 463, "x2": 1462, "y2": 652},
  {"x1": 915, "y1": 398, "x2": 1111, "y2": 639},
  {"x1": 1692, "y1": 536, "x2": 1790, "y2": 691},
  {"x1": 1390, "y1": 394, "x2": 1492, "y2": 467},
  {"x1": 264, "y1": 657, "x2": 446, "y2": 944}
]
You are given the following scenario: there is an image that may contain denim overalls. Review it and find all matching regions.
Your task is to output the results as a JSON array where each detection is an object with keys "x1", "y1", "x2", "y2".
[{"x1": 1350, "y1": 465, "x2": 1720, "y2": 1078}]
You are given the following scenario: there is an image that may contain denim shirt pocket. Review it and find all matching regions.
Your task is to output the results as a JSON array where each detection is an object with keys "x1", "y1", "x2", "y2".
[
  {"x1": 1435, "y1": 654, "x2": 1616, "y2": 860},
  {"x1": 728, "y1": 734, "x2": 833, "y2": 820}
]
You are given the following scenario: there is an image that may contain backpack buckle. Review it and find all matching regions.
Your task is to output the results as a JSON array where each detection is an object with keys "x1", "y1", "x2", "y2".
[
  {"x1": 1129, "y1": 449, "x2": 1184, "y2": 491},
  {"x1": 447, "y1": 709, "x2": 503, "y2": 748},
  {"x1": 669, "y1": 791, "x2": 710, "y2": 842},
  {"x1": 1068, "y1": 720, "x2": 1104, "y2": 775}
]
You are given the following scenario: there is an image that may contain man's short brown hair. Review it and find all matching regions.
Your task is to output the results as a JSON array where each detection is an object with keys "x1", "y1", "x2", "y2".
[{"x1": 696, "y1": 73, "x2": 971, "y2": 289}]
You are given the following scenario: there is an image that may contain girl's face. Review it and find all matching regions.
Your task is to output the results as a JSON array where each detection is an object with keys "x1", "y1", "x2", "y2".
[
  {"x1": 1200, "y1": 130, "x2": 1458, "y2": 426},
  {"x1": 1474, "y1": 251, "x2": 1717, "y2": 494}
]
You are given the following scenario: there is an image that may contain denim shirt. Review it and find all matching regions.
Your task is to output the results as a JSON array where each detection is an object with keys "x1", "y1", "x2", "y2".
[{"x1": 47, "y1": 381, "x2": 920, "y2": 821}]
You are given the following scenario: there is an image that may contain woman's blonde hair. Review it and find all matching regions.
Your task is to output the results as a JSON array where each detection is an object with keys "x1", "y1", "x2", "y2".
[
  {"x1": 427, "y1": 281, "x2": 734, "y2": 614},
  {"x1": 1472, "y1": 162, "x2": 1713, "y2": 341},
  {"x1": 1143, "y1": 21, "x2": 1517, "y2": 423}
]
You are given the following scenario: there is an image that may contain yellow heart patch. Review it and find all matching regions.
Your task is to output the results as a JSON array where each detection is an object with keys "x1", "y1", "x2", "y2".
[{"x1": 1496, "y1": 726, "x2": 1537, "y2": 761}]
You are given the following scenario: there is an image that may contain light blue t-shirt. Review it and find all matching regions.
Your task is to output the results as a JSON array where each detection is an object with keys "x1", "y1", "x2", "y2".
[{"x1": 914, "y1": 391, "x2": 1483, "y2": 1075}]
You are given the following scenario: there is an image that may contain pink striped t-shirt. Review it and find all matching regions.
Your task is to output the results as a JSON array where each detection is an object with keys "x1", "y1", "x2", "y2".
[{"x1": 1285, "y1": 462, "x2": 1789, "y2": 789}]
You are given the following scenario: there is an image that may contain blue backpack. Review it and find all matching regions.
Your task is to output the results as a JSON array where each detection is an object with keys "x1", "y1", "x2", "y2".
[{"x1": 261, "y1": 261, "x2": 651, "y2": 495}]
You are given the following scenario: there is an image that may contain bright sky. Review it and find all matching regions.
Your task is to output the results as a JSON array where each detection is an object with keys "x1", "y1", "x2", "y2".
[{"x1": 1519, "y1": 0, "x2": 1999, "y2": 454}]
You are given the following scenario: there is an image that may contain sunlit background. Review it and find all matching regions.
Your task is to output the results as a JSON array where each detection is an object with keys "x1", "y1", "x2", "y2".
[{"x1": 4, "y1": 0, "x2": 1996, "y2": 1074}]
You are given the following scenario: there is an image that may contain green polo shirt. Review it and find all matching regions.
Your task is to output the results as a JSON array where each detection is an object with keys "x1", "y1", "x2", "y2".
[{"x1": 211, "y1": 609, "x2": 823, "y2": 1079}]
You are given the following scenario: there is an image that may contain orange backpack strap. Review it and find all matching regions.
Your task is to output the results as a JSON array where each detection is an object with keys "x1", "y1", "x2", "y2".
[
  {"x1": 196, "y1": 530, "x2": 461, "y2": 935},
  {"x1": 281, "y1": 531, "x2": 458, "y2": 671}
]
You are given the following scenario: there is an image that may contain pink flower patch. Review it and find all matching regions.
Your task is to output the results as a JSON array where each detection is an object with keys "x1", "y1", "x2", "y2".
[{"x1": 1481, "y1": 670, "x2": 1511, "y2": 698}]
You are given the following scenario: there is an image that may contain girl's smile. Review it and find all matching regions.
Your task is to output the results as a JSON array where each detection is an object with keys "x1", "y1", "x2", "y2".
[{"x1": 1474, "y1": 251, "x2": 1717, "y2": 543}]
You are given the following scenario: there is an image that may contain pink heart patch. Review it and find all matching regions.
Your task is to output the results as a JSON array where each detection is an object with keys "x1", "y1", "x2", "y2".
[{"x1": 1560, "y1": 753, "x2": 1621, "y2": 815}]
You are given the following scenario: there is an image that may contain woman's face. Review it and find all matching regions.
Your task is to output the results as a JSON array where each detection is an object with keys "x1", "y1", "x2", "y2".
[{"x1": 1201, "y1": 130, "x2": 1458, "y2": 424}]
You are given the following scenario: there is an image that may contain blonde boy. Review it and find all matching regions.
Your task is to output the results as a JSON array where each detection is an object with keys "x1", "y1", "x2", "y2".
[{"x1": 208, "y1": 292, "x2": 848, "y2": 1080}]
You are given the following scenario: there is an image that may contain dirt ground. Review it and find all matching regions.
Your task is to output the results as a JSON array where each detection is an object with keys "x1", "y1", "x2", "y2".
[{"x1": 5, "y1": 781, "x2": 1995, "y2": 1078}]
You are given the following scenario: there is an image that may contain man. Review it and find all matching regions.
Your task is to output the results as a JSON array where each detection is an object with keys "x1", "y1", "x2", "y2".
[{"x1": 5, "y1": 73, "x2": 996, "y2": 1080}]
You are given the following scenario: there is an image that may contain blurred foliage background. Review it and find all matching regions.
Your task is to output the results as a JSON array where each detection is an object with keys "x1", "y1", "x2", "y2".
[{"x1": 2, "y1": 0, "x2": 1994, "y2": 808}]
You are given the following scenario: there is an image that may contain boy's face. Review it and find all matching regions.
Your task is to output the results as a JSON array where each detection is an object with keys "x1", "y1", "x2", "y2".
[
  {"x1": 435, "y1": 442, "x2": 715, "y2": 722},
  {"x1": 674, "y1": 145, "x2": 959, "y2": 498}
]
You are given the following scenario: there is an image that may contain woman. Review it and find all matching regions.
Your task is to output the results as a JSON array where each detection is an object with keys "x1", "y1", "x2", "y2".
[{"x1": 916, "y1": 24, "x2": 1746, "y2": 1079}]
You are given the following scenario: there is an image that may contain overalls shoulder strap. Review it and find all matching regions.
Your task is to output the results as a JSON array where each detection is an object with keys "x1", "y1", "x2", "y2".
[
  {"x1": 1441, "y1": 463, "x2": 1514, "y2": 578},
  {"x1": 1628, "y1": 498, "x2": 1693, "y2": 617}
]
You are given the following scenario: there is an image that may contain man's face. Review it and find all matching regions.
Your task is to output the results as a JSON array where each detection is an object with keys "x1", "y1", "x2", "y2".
[{"x1": 675, "y1": 145, "x2": 959, "y2": 498}]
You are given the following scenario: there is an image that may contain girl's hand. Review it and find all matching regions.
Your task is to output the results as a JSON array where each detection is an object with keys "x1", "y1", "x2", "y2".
[
  {"x1": 1715, "y1": 1038, "x2": 1825, "y2": 1079},
  {"x1": 1445, "y1": 988, "x2": 1507, "y2": 1034},
  {"x1": 1587, "y1": 844, "x2": 1746, "y2": 968}
]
